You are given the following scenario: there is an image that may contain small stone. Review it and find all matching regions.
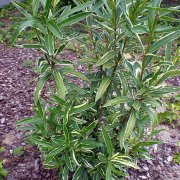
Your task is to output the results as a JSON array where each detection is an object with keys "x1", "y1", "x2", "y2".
[
  {"x1": 143, "y1": 166, "x2": 149, "y2": 171},
  {"x1": 139, "y1": 175, "x2": 148, "y2": 179},
  {"x1": 153, "y1": 144, "x2": 158, "y2": 153},
  {"x1": 1, "y1": 118, "x2": 5, "y2": 124},
  {"x1": 167, "y1": 156, "x2": 173, "y2": 162},
  {"x1": 9, "y1": 149, "x2": 13, "y2": 154},
  {"x1": 0, "y1": 96, "x2": 5, "y2": 101}
]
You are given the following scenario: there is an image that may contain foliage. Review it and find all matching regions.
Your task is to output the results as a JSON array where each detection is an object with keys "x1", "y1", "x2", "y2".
[
  {"x1": 0, "y1": 160, "x2": 8, "y2": 179},
  {"x1": 173, "y1": 153, "x2": 180, "y2": 165},
  {"x1": 12, "y1": 0, "x2": 180, "y2": 179},
  {"x1": 158, "y1": 94, "x2": 180, "y2": 127},
  {"x1": 12, "y1": 147, "x2": 25, "y2": 156},
  {"x1": 22, "y1": 59, "x2": 33, "y2": 67}
]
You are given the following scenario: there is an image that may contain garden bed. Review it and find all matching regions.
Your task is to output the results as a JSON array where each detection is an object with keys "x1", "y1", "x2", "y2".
[{"x1": 0, "y1": 44, "x2": 179, "y2": 180}]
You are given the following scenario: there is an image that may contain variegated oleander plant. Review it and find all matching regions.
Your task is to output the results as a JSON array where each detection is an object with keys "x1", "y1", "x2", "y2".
[{"x1": 12, "y1": 0, "x2": 180, "y2": 179}]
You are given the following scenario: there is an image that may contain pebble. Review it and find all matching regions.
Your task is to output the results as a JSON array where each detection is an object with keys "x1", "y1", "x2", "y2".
[
  {"x1": 143, "y1": 166, "x2": 149, "y2": 171},
  {"x1": 167, "y1": 156, "x2": 173, "y2": 162},
  {"x1": 1, "y1": 118, "x2": 5, "y2": 124},
  {"x1": 139, "y1": 175, "x2": 147, "y2": 179}
]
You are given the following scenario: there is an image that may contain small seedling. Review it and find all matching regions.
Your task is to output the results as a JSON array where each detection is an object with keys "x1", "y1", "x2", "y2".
[
  {"x1": 173, "y1": 153, "x2": 180, "y2": 165},
  {"x1": 0, "y1": 160, "x2": 8, "y2": 179},
  {"x1": 0, "y1": 147, "x2": 5, "y2": 153},
  {"x1": 22, "y1": 59, "x2": 33, "y2": 68},
  {"x1": 13, "y1": 147, "x2": 24, "y2": 156}
]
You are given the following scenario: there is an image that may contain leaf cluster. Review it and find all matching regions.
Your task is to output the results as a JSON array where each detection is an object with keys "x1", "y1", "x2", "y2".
[{"x1": 13, "y1": 0, "x2": 180, "y2": 179}]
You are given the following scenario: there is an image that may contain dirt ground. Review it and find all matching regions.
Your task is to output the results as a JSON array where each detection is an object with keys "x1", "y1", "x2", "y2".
[{"x1": 0, "y1": 44, "x2": 179, "y2": 180}]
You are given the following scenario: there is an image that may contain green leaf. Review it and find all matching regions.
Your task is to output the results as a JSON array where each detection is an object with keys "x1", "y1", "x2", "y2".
[
  {"x1": 73, "y1": 166, "x2": 84, "y2": 180},
  {"x1": 165, "y1": 42, "x2": 171, "y2": 61},
  {"x1": 53, "y1": 69, "x2": 67, "y2": 99},
  {"x1": 19, "y1": 44, "x2": 42, "y2": 49},
  {"x1": 106, "y1": 163, "x2": 112, "y2": 180},
  {"x1": 136, "y1": 140, "x2": 161, "y2": 147},
  {"x1": 98, "y1": 153, "x2": 107, "y2": 162},
  {"x1": 65, "y1": 154, "x2": 73, "y2": 171},
  {"x1": 16, "y1": 117, "x2": 41, "y2": 125},
  {"x1": 58, "y1": 12, "x2": 92, "y2": 28},
  {"x1": 119, "y1": 74, "x2": 128, "y2": 96},
  {"x1": 32, "y1": 0, "x2": 40, "y2": 15},
  {"x1": 156, "y1": 70, "x2": 180, "y2": 85},
  {"x1": 12, "y1": 1, "x2": 32, "y2": 19},
  {"x1": 71, "y1": 150, "x2": 80, "y2": 166},
  {"x1": 146, "y1": 6, "x2": 180, "y2": 13},
  {"x1": 131, "y1": 25, "x2": 148, "y2": 34},
  {"x1": 102, "y1": 128, "x2": 113, "y2": 156},
  {"x1": 96, "y1": 51, "x2": 114, "y2": 66},
  {"x1": 124, "y1": 111, "x2": 136, "y2": 140},
  {"x1": 59, "y1": 1, "x2": 94, "y2": 20},
  {"x1": 82, "y1": 121, "x2": 98, "y2": 137},
  {"x1": 118, "y1": 125, "x2": 125, "y2": 149},
  {"x1": 80, "y1": 139, "x2": 102, "y2": 148},
  {"x1": 104, "y1": 96, "x2": 132, "y2": 107},
  {"x1": 34, "y1": 72, "x2": 51, "y2": 103},
  {"x1": 149, "y1": 31, "x2": 180, "y2": 53},
  {"x1": 32, "y1": 137, "x2": 52, "y2": 148},
  {"x1": 61, "y1": 68, "x2": 89, "y2": 81},
  {"x1": 95, "y1": 77, "x2": 111, "y2": 102},
  {"x1": 55, "y1": 43, "x2": 67, "y2": 55},
  {"x1": 45, "y1": 34, "x2": 54, "y2": 55},
  {"x1": 132, "y1": 101, "x2": 141, "y2": 111},
  {"x1": 70, "y1": 102, "x2": 95, "y2": 114},
  {"x1": 143, "y1": 106, "x2": 158, "y2": 128},
  {"x1": 11, "y1": 19, "x2": 38, "y2": 45},
  {"x1": 62, "y1": 166, "x2": 68, "y2": 180},
  {"x1": 160, "y1": 16, "x2": 180, "y2": 22},
  {"x1": 155, "y1": 26, "x2": 180, "y2": 33},
  {"x1": 111, "y1": 159, "x2": 139, "y2": 169},
  {"x1": 48, "y1": 146, "x2": 66, "y2": 157},
  {"x1": 47, "y1": 21, "x2": 62, "y2": 38},
  {"x1": 51, "y1": 94, "x2": 67, "y2": 107}
]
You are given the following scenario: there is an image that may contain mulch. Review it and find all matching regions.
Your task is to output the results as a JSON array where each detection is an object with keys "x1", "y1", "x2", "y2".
[{"x1": 0, "y1": 44, "x2": 179, "y2": 180}]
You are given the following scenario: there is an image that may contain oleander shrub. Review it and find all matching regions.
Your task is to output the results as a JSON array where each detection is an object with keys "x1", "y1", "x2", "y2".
[{"x1": 12, "y1": 0, "x2": 180, "y2": 179}]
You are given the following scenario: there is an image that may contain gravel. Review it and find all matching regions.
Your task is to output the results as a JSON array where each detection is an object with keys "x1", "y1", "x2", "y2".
[{"x1": 0, "y1": 44, "x2": 179, "y2": 179}]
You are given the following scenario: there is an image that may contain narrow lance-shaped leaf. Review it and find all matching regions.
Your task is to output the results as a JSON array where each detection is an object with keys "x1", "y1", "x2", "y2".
[
  {"x1": 53, "y1": 69, "x2": 67, "y2": 99},
  {"x1": 124, "y1": 111, "x2": 136, "y2": 140},
  {"x1": 32, "y1": 0, "x2": 40, "y2": 15},
  {"x1": 156, "y1": 70, "x2": 180, "y2": 85},
  {"x1": 165, "y1": 42, "x2": 171, "y2": 61},
  {"x1": 58, "y1": 12, "x2": 92, "y2": 28},
  {"x1": 104, "y1": 96, "x2": 133, "y2": 107},
  {"x1": 47, "y1": 21, "x2": 62, "y2": 38},
  {"x1": 96, "y1": 51, "x2": 114, "y2": 66},
  {"x1": 64, "y1": 154, "x2": 73, "y2": 171},
  {"x1": 102, "y1": 128, "x2": 113, "y2": 157},
  {"x1": 16, "y1": 117, "x2": 41, "y2": 125},
  {"x1": 72, "y1": 166, "x2": 84, "y2": 180},
  {"x1": 61, "y1": 68, "x2": 89, "y2": 81},
  {"x1": 55, "y1": 43, "x2": 67, "y2": 55},
  {"x1": 149, "y1": 31, "x2": 180, "y2": 53},
  {"x1": 11, "y1": 19, "x2": 39, "y2": 45},
  {"x1": 82, "y1": 121, "x2": 98, "y2": 137},
  {"x1": 34, "y1": 72, "x2": 51, "y2": 104},
  {"x1": 106, "y1": 163, "x2": 112, "y2": 180},
  {"x1": 12, "y1": 1, "x2": 32, "y2": 19},
  {"x1": 95, "y1": 77, "x2": 111, "y2": 102},
  {"x1": 59, "y1": 1, "x2": 94, "y2": 20},
  {"x1": 62, "y1": 166, "x2": 68, "y2": 180},
  {"x1": 45, "y1": 34, "x2": 54, "y2": 55},
  {"x1": 142, "y1": 106, "x2": 158, "y2": 128},
  {"x1": 70, "y1": 102, "x2": 95, "y2": 114}
]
